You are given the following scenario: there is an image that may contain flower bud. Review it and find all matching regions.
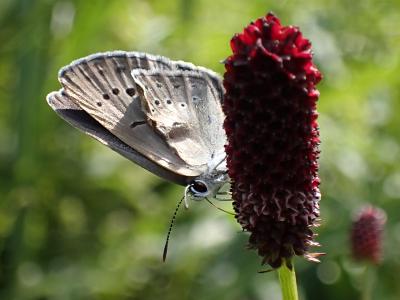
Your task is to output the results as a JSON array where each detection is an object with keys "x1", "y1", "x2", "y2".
[{"x1": 351, "y1": 206, "x2": 386, "y2": 264}]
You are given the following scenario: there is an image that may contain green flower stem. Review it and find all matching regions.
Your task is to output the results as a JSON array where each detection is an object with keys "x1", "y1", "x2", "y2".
[
  {"x1": 277, "y1": 259, "x2": 299, "y2": 300},
  {"x1": 361, "y1": 265, "x2": 373, "y2": 300}
]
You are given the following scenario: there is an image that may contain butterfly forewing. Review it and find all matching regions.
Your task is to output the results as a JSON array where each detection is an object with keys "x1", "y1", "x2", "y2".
[{"x1": 47, "y1": 90, "x2": 194, "y2": 185}]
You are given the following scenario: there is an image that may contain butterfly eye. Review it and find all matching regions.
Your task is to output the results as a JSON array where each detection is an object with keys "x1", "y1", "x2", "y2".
[{"x1": 189, "y1": 180, "x2": 209, "y2": 196}]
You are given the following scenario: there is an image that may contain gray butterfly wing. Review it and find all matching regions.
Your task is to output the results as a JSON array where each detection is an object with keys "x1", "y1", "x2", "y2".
[
  {"x1": 132, "y1": 69, "x2": 226, "y2": 170},
  {"x1": 46, "y1": 51, "x2": 225, "y2": 184},
  {"x1": 47, "y1": 90, "x2": 192, "y2": 185}
]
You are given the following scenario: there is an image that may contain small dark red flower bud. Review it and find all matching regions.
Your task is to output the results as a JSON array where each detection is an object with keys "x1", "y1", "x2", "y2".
[
  {"x1": 351, "y1": 206, "x2": 386, "y2": 264},
  {"x1": 223, "y1": 13, "x2": 322, "y2": 267}
]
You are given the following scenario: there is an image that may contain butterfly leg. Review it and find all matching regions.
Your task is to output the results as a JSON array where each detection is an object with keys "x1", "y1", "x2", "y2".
[
  {"x1": 215, "y1": 192, "x2": 233, "y2": 201},
  {"x1": 205, "y1": 198, "x2": 235, "y2": 215}
]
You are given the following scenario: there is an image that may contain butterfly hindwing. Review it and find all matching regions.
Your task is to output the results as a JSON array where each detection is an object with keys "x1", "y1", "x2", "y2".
[{"x1": 132, "y1": 69, "x2": 226, "y2": 169}]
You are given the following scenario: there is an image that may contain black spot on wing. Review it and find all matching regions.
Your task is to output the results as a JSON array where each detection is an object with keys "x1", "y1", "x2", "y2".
[
  {"x1": 130, "y1": 120, "x2": 147, "y2": 128},
  {"x1": 126, "y1": 88, "x2": 136, "y2": 96},
  {"x1": 116, "y1": 65, "x2": 126, "y2": 73}
]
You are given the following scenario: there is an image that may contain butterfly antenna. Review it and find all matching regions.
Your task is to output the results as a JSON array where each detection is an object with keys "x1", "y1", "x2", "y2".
[
  {"x1": 205, "y1": 198, "x2": 235, "y2": 215},
  {"x1": 162, "y1": 196, "x2": 185, "y2": 262}
]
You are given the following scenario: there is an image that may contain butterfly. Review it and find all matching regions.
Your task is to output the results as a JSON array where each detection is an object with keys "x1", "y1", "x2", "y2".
[{"x1": 46, "y1": 51, "x2": 230, "y2": 208}]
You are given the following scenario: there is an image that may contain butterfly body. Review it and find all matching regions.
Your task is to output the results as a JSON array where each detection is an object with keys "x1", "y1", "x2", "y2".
[{"x1": 47, "y1": 51, "x2": 228, "y2": 201}]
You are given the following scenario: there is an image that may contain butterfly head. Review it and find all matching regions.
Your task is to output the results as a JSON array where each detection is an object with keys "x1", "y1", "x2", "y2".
[{"x1": 186, "y1": 170, "x2": 229, "y2": 201}]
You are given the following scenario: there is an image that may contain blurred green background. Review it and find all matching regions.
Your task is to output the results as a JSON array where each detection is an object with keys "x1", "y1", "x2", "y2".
[{"x1": 1, "y1": 0, "x2": 400, "y2": 299}]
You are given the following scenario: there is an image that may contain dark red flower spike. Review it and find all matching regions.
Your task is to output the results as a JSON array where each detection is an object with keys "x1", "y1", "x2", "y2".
[
  {"x1": 351, "y1": 206, "x2": 386, "y2": 264},
  {"x1": 223, "y1": 13, "x2": 322, "y2": 268}
]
